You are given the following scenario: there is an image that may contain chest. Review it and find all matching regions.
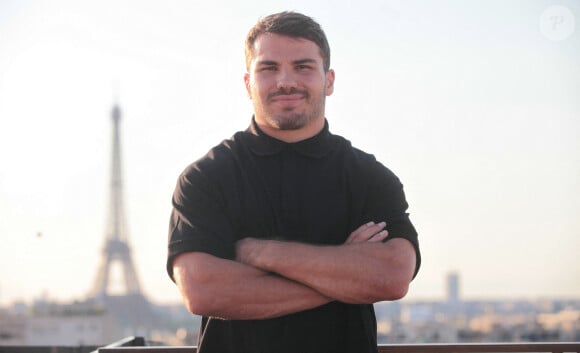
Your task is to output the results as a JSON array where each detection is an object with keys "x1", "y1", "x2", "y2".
[{"x1": 227, "y1": 150, "x2": 368, "y2": 245}]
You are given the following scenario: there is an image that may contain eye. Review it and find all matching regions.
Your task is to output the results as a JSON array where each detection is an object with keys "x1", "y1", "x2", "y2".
[{"x1": 259, "y1": 66, "x2": 277, "y2": 72}]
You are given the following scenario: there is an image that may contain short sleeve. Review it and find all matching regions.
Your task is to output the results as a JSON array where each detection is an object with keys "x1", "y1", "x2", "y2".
[
  {"x1": 365, "y1": 161, "x2": 421, "y2": 278},
  {"x1": 166, "y1": 165, "x2": 236, "y2": 281}
]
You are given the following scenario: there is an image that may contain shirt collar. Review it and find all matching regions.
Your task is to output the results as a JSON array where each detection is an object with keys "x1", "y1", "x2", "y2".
[{"x1": 245, "y1": 117, "x2": 334, "y2": 158}]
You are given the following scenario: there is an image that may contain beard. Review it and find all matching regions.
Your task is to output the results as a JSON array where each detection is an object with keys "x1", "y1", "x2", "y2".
[
  {"x1": 264, "y1": 88, "x2": 325, "y2": 131},
  {"x1": 275, "y1": 111, "x2": 311, "y2": 130}
]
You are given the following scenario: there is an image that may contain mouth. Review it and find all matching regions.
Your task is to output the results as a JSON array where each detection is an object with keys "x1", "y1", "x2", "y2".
[
  {"x1": 271, "y1": 94, "x2": 305, "y2": 104},
  {"x1": 269, "y1": 90, "x2": 308, "y2": 108}
]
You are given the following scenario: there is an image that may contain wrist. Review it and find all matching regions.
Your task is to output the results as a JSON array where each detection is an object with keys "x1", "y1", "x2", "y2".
[{"x1": 236, "y1": 237, "x2": 267, "y2": 266}]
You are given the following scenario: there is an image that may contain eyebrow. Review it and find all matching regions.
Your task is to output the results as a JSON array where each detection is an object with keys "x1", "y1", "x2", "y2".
[
  {"x1": 293, "y1": 58, "x2": 317, "y2": 65},
  {"x1": 256, "y1": 58, "x2": 318, "y2": 66},
  {"x1": 256, "y1": 60, "x2": 278, "y2": 67}
]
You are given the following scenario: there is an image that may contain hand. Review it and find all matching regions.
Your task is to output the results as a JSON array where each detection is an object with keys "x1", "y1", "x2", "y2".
[
  {"x1": 345, "y1": 221, "x2": 388, "y2": 244},
  {"x1": 236, "y1": 237, "x2": 261, "y2": 265}
]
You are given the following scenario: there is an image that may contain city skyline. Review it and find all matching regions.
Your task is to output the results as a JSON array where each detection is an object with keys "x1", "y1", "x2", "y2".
[{"x1": 0, "y1": 0, "x2": 579, "y2": 306}]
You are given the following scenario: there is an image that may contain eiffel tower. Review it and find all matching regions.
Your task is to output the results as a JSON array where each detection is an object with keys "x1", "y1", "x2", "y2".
[{"x1": 89, "y1": 103, "x2": 155, "y2": 332}]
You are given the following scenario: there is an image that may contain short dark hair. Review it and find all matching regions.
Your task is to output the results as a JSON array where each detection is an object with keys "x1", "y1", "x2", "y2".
[{"x1": 245, "y1": 11, "x2": 331, "y2": 72}]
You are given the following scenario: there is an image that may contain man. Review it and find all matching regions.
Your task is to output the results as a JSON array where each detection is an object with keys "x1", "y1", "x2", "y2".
[{"x1": 167, "y1": 11, "x2": 420, "y2": 353}]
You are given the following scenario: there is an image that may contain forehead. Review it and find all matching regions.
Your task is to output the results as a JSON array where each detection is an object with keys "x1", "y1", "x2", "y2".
[{"x1": 251, "y1": 33, "x2": 323, "y2": 64}]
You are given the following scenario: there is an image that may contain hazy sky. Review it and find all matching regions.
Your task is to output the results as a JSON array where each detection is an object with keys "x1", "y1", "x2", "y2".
[{"x1": 0, "y1": 0, "x2": 579, "y2": 306}]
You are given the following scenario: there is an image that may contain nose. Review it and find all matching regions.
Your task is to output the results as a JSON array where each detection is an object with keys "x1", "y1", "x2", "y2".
[{"x1": 276, "y1": 69, "x2": 298, "y2": 90}]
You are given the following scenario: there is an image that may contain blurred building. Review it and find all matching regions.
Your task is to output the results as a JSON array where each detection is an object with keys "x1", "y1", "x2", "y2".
[
  {"x1": 0, "y1": 300, "x2": 119, "y2": 345},
  {"x1": 447, "y1": 272, "x2": 460, "y2": 304}
]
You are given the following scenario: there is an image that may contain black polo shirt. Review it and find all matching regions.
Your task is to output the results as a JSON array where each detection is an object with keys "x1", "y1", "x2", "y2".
[{"x1": 168, "y1": 118, "x2": 420, "y2": 353}]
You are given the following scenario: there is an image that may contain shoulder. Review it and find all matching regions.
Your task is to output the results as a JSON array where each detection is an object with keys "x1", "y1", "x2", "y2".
[
  {"x1": 328, "y1": 132, "x2": 375, "y2": 162},
  {"x1": 175, "y1": 130, "x2": 252, "y2": 192},
  {"x1": 330, "y1": 133, "x2": 402, "y2": 185},
  {"x1": 181, "y1": 131, "x2": 249, "y2": 176},
  {"x1": 330, "y1": 133, "x2": 392, "y2": 171}
]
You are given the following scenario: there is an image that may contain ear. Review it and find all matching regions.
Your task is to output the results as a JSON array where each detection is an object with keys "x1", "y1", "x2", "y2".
[
  {"x1": 244, "y1": 73, "x2": 252, "y2": 99},
  {"x1": 325, "y1": 69, "x2": 335, "y2": 96}
]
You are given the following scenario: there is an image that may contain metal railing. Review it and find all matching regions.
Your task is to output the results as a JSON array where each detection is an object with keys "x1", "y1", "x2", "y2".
[{"x1": 93, "y1": 337, "x2": 579, "y2": 353}]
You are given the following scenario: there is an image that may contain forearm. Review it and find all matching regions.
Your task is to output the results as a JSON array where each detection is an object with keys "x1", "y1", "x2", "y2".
[
  {"x1": 173, "y1": 252, "x2": 331, "y2": 320},
  {"x1": 238, "y1": 238, "x2": 416, "y2": 304}
]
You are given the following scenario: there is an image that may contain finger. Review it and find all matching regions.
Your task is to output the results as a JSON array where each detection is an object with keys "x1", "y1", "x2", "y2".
[
  {"x1": 361, "y1": 222, "x2": 387, "y2": 241},
  {"x1": 367, "y1": 230, "x2": 389, "y2": 242},
  {"x1": 345, "y1": 222, "x2": 375, "y2": 243},
  {"x1": 346, "y1": 221, "x2": 386, "y2": 244}
]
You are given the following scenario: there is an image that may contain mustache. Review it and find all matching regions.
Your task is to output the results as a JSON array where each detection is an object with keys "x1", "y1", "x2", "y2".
[{"x1": 267, "y1": 88, "x2": 309, "y2": 100}]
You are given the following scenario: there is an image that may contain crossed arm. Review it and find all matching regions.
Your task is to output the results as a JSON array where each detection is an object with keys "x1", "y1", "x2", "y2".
[{"x1": 172, "y1": 222, "x2": 416, "y2": 320}]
